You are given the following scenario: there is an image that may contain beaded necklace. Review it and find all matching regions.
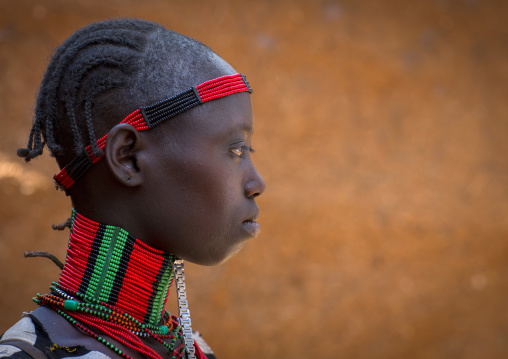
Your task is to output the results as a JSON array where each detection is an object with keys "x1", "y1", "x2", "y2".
[{"x1": 34, "y1": 210, "x2": 205, "y2": 359}]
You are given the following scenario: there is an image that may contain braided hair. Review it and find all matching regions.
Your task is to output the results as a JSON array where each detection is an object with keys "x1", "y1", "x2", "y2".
[{"x1": 17, "y1": 18, "x2": 214, "y2": 170}]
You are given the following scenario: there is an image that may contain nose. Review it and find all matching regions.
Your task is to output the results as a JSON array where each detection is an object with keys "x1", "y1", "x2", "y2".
[{"x1": 244, "y1": 164, "x2": 266, "y2": 198}]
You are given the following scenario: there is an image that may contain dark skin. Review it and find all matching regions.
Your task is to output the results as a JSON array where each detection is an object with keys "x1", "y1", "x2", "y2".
[
  {"x1": 70, "y1": 57, "x2": 265, "y2": 266},
  {"x1": 32, "y1": 63, "x2": 265, "y2": 357},
  {"x1": 71, "y1": 91, "x2": 264, "y2": 266}
]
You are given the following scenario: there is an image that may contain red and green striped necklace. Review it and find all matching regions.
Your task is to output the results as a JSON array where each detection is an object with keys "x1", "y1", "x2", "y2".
[{"x1": 34, "y1": 210, "x2": 205, "y2": 359}]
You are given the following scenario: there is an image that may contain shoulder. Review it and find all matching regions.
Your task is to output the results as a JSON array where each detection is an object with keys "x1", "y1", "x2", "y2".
[
  {"x1": 0, "y1": 313, "x2": 111, "y2": 359},
  {"x1": 193, "y1": 331, "x2": 217, "y2": 359},
  {"x1": 1, "y1": 309, "x2": 218, "y2": 359}
]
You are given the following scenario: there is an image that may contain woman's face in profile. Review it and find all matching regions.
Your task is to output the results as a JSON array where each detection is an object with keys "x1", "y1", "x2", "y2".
[{"x1": 139, "y1": 92, "x2": 265, "y2": 266}]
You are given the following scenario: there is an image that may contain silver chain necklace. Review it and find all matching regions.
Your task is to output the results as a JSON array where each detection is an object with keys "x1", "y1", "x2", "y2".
[{"x1": 173, "y1": 259, "x2": 196, "y2": 359}]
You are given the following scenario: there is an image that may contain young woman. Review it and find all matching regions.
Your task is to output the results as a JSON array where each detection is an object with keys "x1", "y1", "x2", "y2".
[{"x1": 0, "y1": 18, "x2": 265, "y2": 359}]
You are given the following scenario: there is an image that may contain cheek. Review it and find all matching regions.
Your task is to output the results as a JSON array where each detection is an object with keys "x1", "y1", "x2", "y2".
[
  {"x1": 171, "y1": 155, "x2": 237, "y2": 212},
  {"x1": 198, "y1": 165, "x2": 238, "y2": 213}
]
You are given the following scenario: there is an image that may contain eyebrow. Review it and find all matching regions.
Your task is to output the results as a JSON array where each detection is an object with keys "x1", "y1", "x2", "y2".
[{"x1": 224, "y1": 123, "x2": 254, "y2": 140}]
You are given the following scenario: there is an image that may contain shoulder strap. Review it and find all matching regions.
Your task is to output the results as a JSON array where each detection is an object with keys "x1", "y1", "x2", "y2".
[{"x1": 0, "y1": 340, "x2": 47, "y2": 359}]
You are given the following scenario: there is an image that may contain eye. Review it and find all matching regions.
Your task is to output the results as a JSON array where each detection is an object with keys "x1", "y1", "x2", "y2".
[{"x1": 230, "y1": 145, "x2": 255, "y2": 158}]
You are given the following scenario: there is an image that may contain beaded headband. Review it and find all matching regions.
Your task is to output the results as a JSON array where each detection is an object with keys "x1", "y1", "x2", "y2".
[{"x1": 54, "y1": 73, "x2": 252, "y2": 192}]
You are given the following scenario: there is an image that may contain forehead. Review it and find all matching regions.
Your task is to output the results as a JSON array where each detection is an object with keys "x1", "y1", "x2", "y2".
[{"x1": 170, "y1": 92, "x2": 254, "y2": 143}]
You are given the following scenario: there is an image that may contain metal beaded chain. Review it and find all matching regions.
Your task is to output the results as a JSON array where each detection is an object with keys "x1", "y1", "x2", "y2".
[{"x1": 173, "y1": 259, "x2": 197, "y2": 359}]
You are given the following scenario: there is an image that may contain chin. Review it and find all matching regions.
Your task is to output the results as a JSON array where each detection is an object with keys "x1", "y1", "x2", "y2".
[{"x1": 187, "y1": 242, "x2": 245, "y2": 266}]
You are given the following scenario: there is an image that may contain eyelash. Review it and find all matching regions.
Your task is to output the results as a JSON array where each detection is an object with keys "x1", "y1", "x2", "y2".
[{"x1": 231, "y1": 145, "x2": 255, "y2": 158}]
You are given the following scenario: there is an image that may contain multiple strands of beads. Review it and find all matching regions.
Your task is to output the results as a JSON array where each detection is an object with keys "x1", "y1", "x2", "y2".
[
  {"x1": 35, "y1": 286, "x2": 185, "y2": 359},
  {"x1": 58, "y1": 210, "x2": 174, "y2": 326},
  {"x1": 54, "y1": 73, "x2": 253, "y2": 192},
  {"x1": 34, "y1": 210, "x2": 208, "y2": 359}
]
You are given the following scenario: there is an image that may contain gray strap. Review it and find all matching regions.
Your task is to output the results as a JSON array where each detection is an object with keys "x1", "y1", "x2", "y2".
[{"x1": 0, "y1": 340, "x2": 47, "y2": 359}]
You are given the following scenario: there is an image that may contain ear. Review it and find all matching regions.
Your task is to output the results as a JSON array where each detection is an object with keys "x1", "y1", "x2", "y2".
[{"x1": 104, "y1": 123, "x2": 145, "y2": 187}]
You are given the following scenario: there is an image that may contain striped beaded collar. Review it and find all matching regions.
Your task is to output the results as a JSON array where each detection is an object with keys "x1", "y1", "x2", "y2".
[{"x1": 57, "y1": 209, "x2": 175, "y2": 326}]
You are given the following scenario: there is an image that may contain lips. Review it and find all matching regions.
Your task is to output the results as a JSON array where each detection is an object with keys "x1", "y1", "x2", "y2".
[
  {"x1": 242, "y1": 209, "x2": 260, "y2": 237},
  {"x1": 242, "y1": 219, "x2": 261, "y2": 238}
]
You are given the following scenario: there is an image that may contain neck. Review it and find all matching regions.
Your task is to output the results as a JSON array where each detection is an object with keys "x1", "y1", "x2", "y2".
[{"x1": 58, "y1": 210, "x2": 175, "y2": 326}]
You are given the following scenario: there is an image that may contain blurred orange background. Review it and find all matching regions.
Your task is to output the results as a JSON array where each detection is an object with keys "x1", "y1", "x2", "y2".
[{"x1": 1, "y1": 1, "x2": 507, "y2": 358}]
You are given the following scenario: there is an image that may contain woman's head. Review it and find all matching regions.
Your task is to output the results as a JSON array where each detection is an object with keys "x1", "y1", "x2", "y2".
[
  {"x1": 19, "y1": 18, "x2": 229, "y2": 166},
  {"x1": 18, "y1": 18, "x2": 265, "y2": 265}
]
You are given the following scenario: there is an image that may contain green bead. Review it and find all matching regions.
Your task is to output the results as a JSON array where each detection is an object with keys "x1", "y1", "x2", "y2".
[
  {"x1": 159, "y1": 325, "x2": 169, "y2": 335},
  {"x1": 63, "y1": 300, "x2": 78, "y2": 311}
]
